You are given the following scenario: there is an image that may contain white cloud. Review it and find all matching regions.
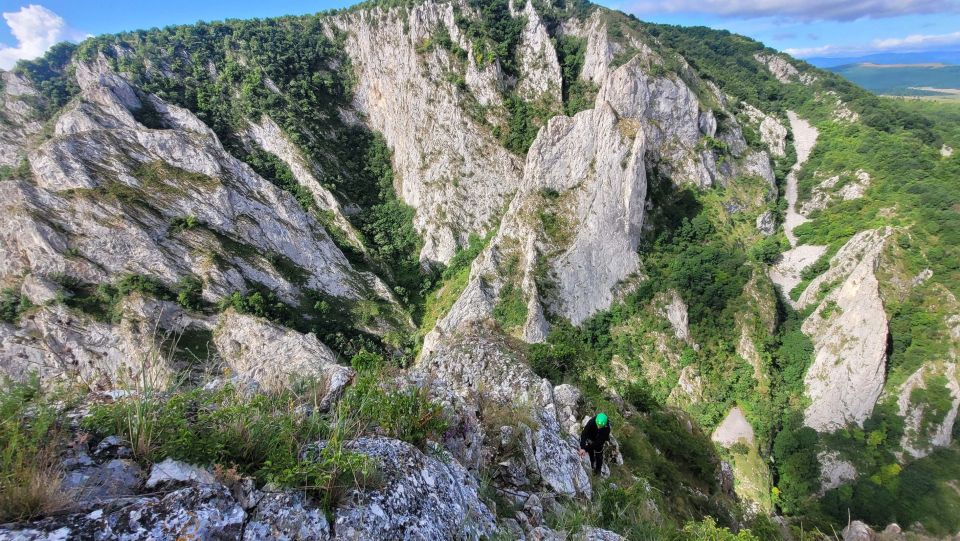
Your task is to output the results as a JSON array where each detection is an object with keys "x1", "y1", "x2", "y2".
[
  {"x1": 873, "y1": 31, "x2": 960, "y2": 49},
  {"x1": 786, "y1": 31, "x2": 960, "y2": 57},
  {"x1": 0, "y1": 4, "x2": 87, "y2": 70},
  {"x1": 621, "y1": 0, "x2": 959, "y2": 22}
]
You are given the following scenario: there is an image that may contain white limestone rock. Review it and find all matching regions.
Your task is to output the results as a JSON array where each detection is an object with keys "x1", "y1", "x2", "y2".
[
  {"x1": 711, "y1": 407, "x2": 754, "y2": 448},
  {"x1": 655, "y1": 290, "x2": 690, "y2": 343},
  {"x1": 243, "y1": 115, "x2": 365, "y2": 252},
  {"x1": 753, "y1": 53, "x2": 800, "y2": 84},
  {"x1": 897, "y1": 363, "x2": 960, "y2": 460},
  {"x1": 740, "y1": 103, "x2": 787, "y2": 157},
  {"x1": 514, "y1": 0, "x2": 562, "y2": 103},
  {"x1": 802, "y1": 229, "x2": 891, "y2": 432},
  {"x1": 818, "y1": 451, "x2": 857, "y2": 494},
  {"x1": 331, "y1": 2, "x2": 523, "y2": 264},
  {"x1": 213, "y1": 309, "x2": 354, "y2": 406},
  {"x1": 145, "y1": 458, "x2": 217, "y2": 489},
  {"x1": 800, "y1": 169, "x2": 872, "y2": 216},
  {"x1": 332, "y1": 437, "x2": 496, "y2": 540}
]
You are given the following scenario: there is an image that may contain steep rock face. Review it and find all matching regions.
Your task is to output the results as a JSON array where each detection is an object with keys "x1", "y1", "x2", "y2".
[
  {"x1": 754, "y1": 53, "x2": 801, "y2": 84},
  {"x1": 655, "y1": 290, "x2": 691, "y2": 343},
  {"x1": 426, "y1": 102, "x2": 646, "y2": 347},
  {"x1": 514, "y1": 0, "x2": 563, "y2": 103},
  {"x1": 0, "y1": 295, "x2": 206, "y2": 388},
  {"x1": 802, "y1": 228, "x2": 891, "y2": 432},
  {"x1": 0, "y1": 72, "x2": 42, "y2": 167},
  {"x1": 243, "y1": 116, "x2": 366, "y2": 252},
  {"x1": 213, "y1": 309, "x2": 355, "y2": 404},
  {"x1": 331, "y1": 2, "x2": 524, "y2": 263},
  {"x1": 740, "y1": 103, "x2": 787, "y2": 158},
  {"x1": 417, "y1": 321, "x2": 592, "y2": 498},
  {"x1": 2, "y1": 57, "x2": 384, "y2": 307},
  {"x1": 896, "y1": 363, "x2": 960, "y2": 460}
]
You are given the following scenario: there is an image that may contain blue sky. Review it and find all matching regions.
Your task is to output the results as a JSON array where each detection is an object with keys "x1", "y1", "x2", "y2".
[{"x1": 2, "y1": 0, "x2": 960, "y2": 68}]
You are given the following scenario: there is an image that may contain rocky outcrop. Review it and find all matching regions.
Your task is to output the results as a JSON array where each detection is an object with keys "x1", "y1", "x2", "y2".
[
  {"x1": 1, "y1": 56, "x2": 389, "y2": 308},
  {"x1": 711, "y1": 407, "x2": 754, "y2": 447},
  {"x1": 213, "y1": 309, "x2": 354, "y2": 404},
  {"x1": 514, "y1": 0, "x2": 562, "y2": 103},
  {"x1": 331, "y1": 2, "x2": 524, "y2": 263},
  {"x1": 0, "y1": 71, "x2": 42, "y2": 168},
  {"x1": 425, "y1": 102, "x2": 646, "y2": 345},
  {"x1": 896, "y1": 363, "x2": 960, "y2": 460},
  {"x1": 740, "y1": 103, "x2": 787, "y2": 157},
  {"x1": 754, "y1": 53, "x2": 800, "y2": 84},
  {"x1": 418, "y1": 321, "x2": 593, "y2": 498},
  {"x1": 818, "y1": 451, "x2": 858, "y2": 494},
  {"x1": 655, "y1": 290, "x2": 691, "y2": 343},
  {"x1": 802, "y1": 228, "x2": 891, "y2": 432},
  {"x1": 333, "y1": 437, "x2": 496, "y2": 539},
  {"x1": 0, "y1": 295, "x2": 206, "y2": 388},
  {"x1": 800, "y1": 169, "x2": 871, "y2": 216},
  {"x1": 243, "y1": 115, "x2": 365, "y2": 252}
]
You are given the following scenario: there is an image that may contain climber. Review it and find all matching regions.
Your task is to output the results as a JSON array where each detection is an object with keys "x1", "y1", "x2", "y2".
[{"x1": 578, "y1": 413, "x2": 610, "y2": 475}]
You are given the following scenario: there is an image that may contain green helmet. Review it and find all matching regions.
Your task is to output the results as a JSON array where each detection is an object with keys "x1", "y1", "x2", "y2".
[{"x1": 596, "y1": 413, "x2": 608, "y2": 428}]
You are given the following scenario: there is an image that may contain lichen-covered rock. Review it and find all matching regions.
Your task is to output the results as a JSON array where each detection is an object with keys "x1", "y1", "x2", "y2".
[
  {"x1": 243, "y1": 492, "x2": 331, "y2": 541},
  {"x1": 740, "y1": 103, "x2": 787, "y2": 157},
  {"x1": 332, "y1": 437, "x2": 496, "y2": 540},
  {"x1": 213, "y1": 309, "x2": 354, "y2": 405},
  {"x1": 62, "y1": 459, "x2": 142, "y2": 503},
  {"x1": 802, "y1": 229, "x2": 891, "y2": 431},
  {"x1": 0, "y1": 484, "x2": 245, "y2": 541},
  {"x1": 145, "y1": 458, "x2": 217, "y2": 489}
]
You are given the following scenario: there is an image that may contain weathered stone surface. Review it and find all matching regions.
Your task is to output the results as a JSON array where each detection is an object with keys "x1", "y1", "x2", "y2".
[
  {"x1": 711, "y1": 407, "x2": 754, "y2": 448},
  {"x1": 897, "y1": 363, "x2": 960, "y2": 460},
  {"x1": 0, "y1": 484, "x2": 245, "y2": 541},
  {"x1": 514, "y1": 0, "x2": 562, "y2": 103},
  {"x1": 62, "y1": 459, "x2": 142, "y2": 503},
  {"x1": 818, "y1": 451, "x2": 858, "y2": 494},
  {"x1": 243, "y1": 492, "x2": 331, "y2": 541},
  {"x1": 655, "y1": 290, "x2": 690, "y2": 343},
  {"x1": 754, "y1": 53, "x2": 800, "y2": 84},
  {"x1": 755, "y1": 210, "x2": 775, "y2": 236},
  {"x1": 145, "y1": 458, "x2": 217, "y2": 489},
  {"x1": 213, "y1": 310, "x2": 353, "y2": 404},
  {"x1": 802, "y1": 229, "x2": 891, "y2": 432},
  {"x1": 331, "y1": 2, "x2": 523, "y2": 263},
  {"x1": 333, "y1": 437, "x2": 496, "y2": 540}
]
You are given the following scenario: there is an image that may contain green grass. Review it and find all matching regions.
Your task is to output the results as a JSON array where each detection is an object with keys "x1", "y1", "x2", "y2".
[
  {"x1": 0, "y1": 378, "x2": 72, "y2": 522},
  {"x1": 492, "y1": 282, "x2": 528, "y2": 331}
]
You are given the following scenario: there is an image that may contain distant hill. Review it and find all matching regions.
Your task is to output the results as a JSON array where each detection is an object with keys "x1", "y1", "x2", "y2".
[
  {"x1": 807, "y1": 50, "x2": 960, "y2": 68},
  {"x1": 827, "y1": 62, "x2": 960, "y2": 96}
]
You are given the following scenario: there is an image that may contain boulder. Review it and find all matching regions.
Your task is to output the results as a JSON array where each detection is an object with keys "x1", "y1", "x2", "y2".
[{"x1": 332, "y1": 437, "x2": 496, "y2": 540}]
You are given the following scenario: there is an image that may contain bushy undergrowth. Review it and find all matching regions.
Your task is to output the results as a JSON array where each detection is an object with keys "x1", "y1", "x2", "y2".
[
  {"x1": 0, "y1": 378, "x2": 71, "y2": 522},
  {"x1": 81, "y1": 351, "x2": 446, "y2": 510}
]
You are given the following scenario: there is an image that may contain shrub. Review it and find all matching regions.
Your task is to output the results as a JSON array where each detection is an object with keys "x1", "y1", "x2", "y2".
[
  {"x1": 0, "y1": 377, "x2": 71, "y2": 522},
  {"x1": 0, "y1": 289, "x2": 32, "y2": 323},
  {"x1": 676, "y1": 517, "x2": 760, "y2": 541}
]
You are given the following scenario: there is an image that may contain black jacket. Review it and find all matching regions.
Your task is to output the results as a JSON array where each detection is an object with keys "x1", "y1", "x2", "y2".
[{"x1": 580, "y1": 416, "x2": 611, "y2": 450}]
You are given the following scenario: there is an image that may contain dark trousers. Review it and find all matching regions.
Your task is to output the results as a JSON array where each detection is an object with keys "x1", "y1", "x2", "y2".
[{"x1": 584, "y1": 443, "x2": 603, "y2": 474}]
